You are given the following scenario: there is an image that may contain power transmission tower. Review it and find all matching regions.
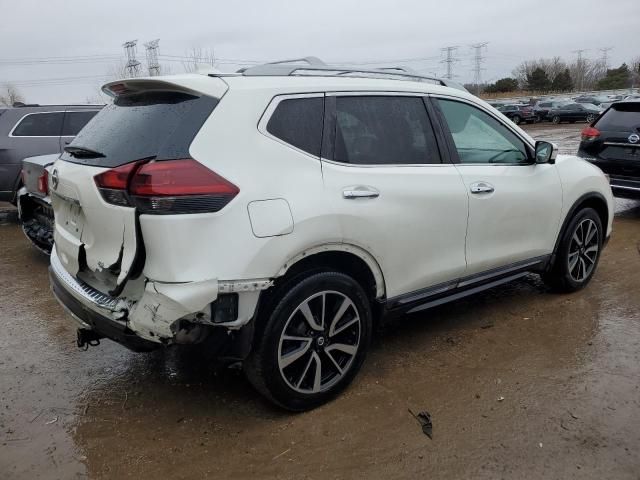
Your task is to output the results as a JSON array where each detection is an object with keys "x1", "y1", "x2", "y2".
[
  {"x1": 470, "y1": 42, "x2": 488, "y2": 94},
  {"x1": 599, "y1": 46, "x2": 613, "y2": 70},
  {"x1": 440, "y1": 46, "x2": 459, "y2": 80},
  {"x1": 123, "y1": 40, "x2": 141, "y2": 78},
  {"x1": 572, "y1": 49, "x2": 588, "y2": 91},
  {"x1": 145, "y1": 39, "x2": 161, "y2": 76}
]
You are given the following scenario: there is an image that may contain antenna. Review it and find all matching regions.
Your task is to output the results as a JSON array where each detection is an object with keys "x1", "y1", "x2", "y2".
[
  {"x1": 123, "y1": 40, "x2": 141, "y2": 78},
  {"x1": 145, "y1": 39, "x2": 161, "y2": 76},
  {"x1": 440, "y1": 46, "x2": 459, "y2": 80},
  {"x1": 470, "y1": 42, "x2": 488, "y2": 94}
]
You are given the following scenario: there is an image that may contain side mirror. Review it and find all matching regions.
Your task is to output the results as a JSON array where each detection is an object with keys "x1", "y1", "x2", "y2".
[{"x1": 534, "y1": 141, "x2": 558, "y2": 164}]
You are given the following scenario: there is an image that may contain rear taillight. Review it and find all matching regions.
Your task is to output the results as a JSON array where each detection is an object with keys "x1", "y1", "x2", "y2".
[
  {"x1": 94, "y1": 159, "x2": 239, "y2": 214},
  {"x1": 94, "y1": 162, "x2": 140, "y2": 207},
  {"x1": 581, "y1": 127, "x2": 600, "y2": 141},
  {"x1": 37, "y1": 170, "x2": 49, "y2": 195}
]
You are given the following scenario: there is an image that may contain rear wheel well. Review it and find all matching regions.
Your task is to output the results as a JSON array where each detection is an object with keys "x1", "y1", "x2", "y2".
[
  {"x1": 276, "y1": 251, "x2": 379, "y2": 302},
  {"x1": 252, "y1": 251, "x2": 383, "y2": 341}
]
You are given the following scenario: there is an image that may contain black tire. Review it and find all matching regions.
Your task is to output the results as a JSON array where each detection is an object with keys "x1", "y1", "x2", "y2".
[
  {"x1": 552, "y1": 115, "x2": 561, "y2": 124},
  {"x1": 543, "y1": 208, "x2": 603, "y2": 293},
  {"x1": 512, "y1": 115, "x2": 522, "y2": 125},
  {"x1": 244, "y1": 271, "x2": 372, "y2": 411},
  {"x1": 586, "y1": 114, "x2": 595, "y2": 123}
]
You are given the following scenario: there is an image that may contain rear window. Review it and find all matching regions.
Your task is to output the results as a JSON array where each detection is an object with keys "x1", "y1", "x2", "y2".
[
  {"x1": 266, "y1": 97, "x2": 324, "y2": 157},
  {"x1": 595, "y1": 103, "x2": 640, "y2": 131},
  {"x1": 12, "y1": 112, "x2": 64, "y2": 137},
  {"x1": 61, "y1": 110, "x2": 99, "y2": 136},
  {"x1": 61, "y1": 91, "x2": 218, "y2": 167}
]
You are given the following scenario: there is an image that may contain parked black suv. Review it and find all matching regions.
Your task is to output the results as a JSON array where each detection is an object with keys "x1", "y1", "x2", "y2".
[
  {"x1": 496, "y1": 104, "x2": 537, "y2": 124},
  {"x1": 578, "y1": 100, "x2": 640, "y2": 198},
  {"x1": 0, "y1": 104, "x2": 101, "y2": 203}
]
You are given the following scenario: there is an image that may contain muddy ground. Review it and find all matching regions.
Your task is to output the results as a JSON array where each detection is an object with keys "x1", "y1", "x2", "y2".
[{"x1": 1, "y1": 123, "x2": 639, "y2": 479}]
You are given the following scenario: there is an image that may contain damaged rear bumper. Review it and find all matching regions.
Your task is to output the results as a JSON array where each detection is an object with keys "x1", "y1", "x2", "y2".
[
  {"x1": 49, "y1": 265, "x2": 158, "y2": 352},
  {"x1": 49, "y1": 247, "x2": 270, "y2": 349}
]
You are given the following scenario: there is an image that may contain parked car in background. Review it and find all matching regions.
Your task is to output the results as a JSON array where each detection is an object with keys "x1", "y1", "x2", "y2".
[
  {"x1": 0, "y1": 104, "x2": 101, "y2": 203},
  {"x1": 574, "y1": 95, "x2": 610, "y2": 106},
  {"x1": 17, "y1": 154, "x2": 58, "y2": 253},
  {"x1": 548, "y1": 103, "x2": 602, "y2": 124},
  {"x1": 578, "y1": 100, "x2": 640, "y2": 199},
  {"x1": 48, "y1": 60, "x2": 613, "y2": 411},
  {"x1": 496, "y1": 104, "x2": 537, "y2": 124},
  {"x1": 533, "y1": 99, "x2": 572, "y2": 122}
]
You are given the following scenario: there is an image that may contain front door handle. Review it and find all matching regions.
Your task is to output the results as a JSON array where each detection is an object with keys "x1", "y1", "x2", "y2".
[
  {"x1": 470, "y1": 182, "x2": 495, "y2": 194},
  {"x1": 343, "y1": 186, "x2": 380, "y2": 199}
]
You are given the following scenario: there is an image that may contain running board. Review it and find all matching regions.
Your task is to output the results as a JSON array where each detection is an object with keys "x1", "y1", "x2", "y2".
[{"x1": 406, "y1": 271, "x2": 528, "y2": 314}]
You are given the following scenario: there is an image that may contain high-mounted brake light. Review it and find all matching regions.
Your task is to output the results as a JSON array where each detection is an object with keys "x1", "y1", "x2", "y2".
[
  {"x1": 581, "y1": 126, "x2": 600, "y2": 141},
  {"x1": 94, "y1": 159, "x2": 239, "y2": 214}
]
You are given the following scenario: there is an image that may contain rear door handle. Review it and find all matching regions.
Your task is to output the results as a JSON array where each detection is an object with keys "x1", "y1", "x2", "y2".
[
  {"x1": 470, "y1": 182, "x2": 495, "y2": 194},
  {"x1": 343, "y1": 186, "x2": 380, "y2": 199}
]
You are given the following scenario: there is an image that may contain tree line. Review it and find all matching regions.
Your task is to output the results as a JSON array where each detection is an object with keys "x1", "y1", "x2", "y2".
[{"x1": 479, "y1": 55, "x2": 640, "y2": 94}]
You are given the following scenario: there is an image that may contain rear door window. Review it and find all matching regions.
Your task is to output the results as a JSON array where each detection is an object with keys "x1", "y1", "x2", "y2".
[
  {"x1": 595, "y1": 103, "x2": 640, "y2": 131},
  {"x1": 266, "y1": 97, "x2": 324, "y2": 157},
  {"x1": 61, "y1": 111, "x2": 99, "y2": 136},
  {"x1": 11, "y1": 112, "x2": 64, "y2": 137},
  {"x1": 62, "y1": 91, "x2": 218, "y2": 167},
  {"x1": 332, "y1": 96, "x2": 441, "y2": 165}
]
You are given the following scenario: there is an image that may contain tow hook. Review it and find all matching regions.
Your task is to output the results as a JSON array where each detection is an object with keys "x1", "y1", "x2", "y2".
[{"x1": 77, "y1": 329, "x2": 102, "y2": 350}]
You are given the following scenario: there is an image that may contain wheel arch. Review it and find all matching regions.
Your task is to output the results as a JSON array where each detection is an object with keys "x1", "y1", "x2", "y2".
[
  {"x1": 275, "y1": 243, "x2": 386, "y2": 301},
  {"x1": 553, "y1": 192, "x2": 609, "y2": 258}
]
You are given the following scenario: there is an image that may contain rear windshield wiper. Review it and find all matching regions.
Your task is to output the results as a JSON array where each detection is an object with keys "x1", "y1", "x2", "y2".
[{"x1": 64, "y1": 145, "x2": 105, "y2": 159}]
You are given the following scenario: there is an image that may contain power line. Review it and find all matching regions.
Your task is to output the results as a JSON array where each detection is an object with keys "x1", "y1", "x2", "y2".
[
  {"x1": 599, "y1": 47, "x2": 613, "y2": 70},
  {"x1": 440, "y1": 46, "x2": 459, "y2": 80},
  {"x1": 145, "y1": 39, "x2": 161, "y2": 76},
  {"x1": 470, "y1": 42, "x2": 488, "y2": 93},
  {"x1": 572, "y1": 49, "x2": 588, "y2": 90},
  {"x1": 123, "y1": 40, "x2": 141, "y2": 78}
]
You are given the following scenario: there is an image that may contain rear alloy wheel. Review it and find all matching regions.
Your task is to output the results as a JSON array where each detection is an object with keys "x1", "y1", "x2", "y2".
[
  {"x1": 543, "y1": 208, "x2": 603, "y2": 292},
  {"x1": 512, "y1": 115, "x2": 522, "y2": 125},
  {"x1": 586, "y1": 114, "x2": 596, "y2": 123},
  {"x1": 245, "y1": 271, "x2": 372, "y2": 411},
  {"x1": 552, "y1": 115, "x2": 561, "y2": 124}
]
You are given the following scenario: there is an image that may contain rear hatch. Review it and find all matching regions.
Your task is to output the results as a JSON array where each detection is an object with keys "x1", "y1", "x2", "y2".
[
  {"x1": 51, "y1": 79, "x2": 223, "y2": 296},
  {"x1": 584, "y1": 102, "x2": 640, "y2": 176}
]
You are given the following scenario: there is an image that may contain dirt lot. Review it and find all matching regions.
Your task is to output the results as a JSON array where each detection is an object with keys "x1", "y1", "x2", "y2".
[{"x1": 1, "y1": 123, "x2": 640, "y2": 479}]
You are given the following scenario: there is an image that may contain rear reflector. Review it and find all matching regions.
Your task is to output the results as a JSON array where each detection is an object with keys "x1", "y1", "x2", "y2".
[
  {"x1": 94, "y1": 159, "x2": 239, "y2": 214},
  {"x1": 581, "y1": 126, "x2": 600, "y2": 141}
]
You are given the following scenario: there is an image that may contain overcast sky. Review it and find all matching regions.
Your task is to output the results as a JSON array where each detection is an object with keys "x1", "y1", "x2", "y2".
[{"x1": 1, "y1": 0, "x2": 638, "y2": 103}]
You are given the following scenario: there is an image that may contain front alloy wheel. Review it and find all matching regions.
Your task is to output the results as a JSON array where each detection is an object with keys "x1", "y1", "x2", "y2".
[
  {"x1": 543, "y1": 207, "x2": 603, "y2": 292},
  {"x1": 552, "y1": 115, "x2": 561, "y2": 124},
  {"x1": 567, "y1": 218, "x2": 599, "y2": 282},
  {"x1": 245, "y1": 271, "x2": 372, "y2": 411}
]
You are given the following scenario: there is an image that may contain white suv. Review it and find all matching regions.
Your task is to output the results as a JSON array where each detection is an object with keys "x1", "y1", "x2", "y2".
[{"x1": 48, "y1": 58, "x2": 613, "y2": 410}]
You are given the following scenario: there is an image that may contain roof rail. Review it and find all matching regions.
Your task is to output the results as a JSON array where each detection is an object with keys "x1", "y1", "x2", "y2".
[{"x1": 237, "y1": 57, "x2": 468, "y2": 92}]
